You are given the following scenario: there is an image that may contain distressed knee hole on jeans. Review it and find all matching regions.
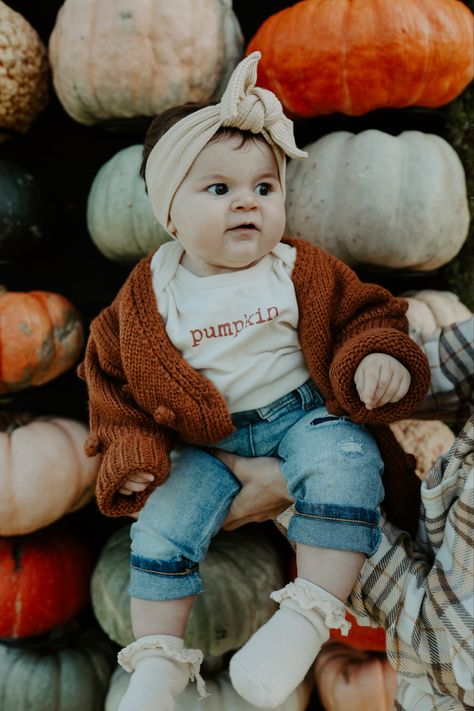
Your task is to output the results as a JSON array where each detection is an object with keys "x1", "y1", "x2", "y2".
[
  {"x1": 337, "y1": 436, "x2": 364, "y2": 456},
  {"x1": 310, "y1": 416, "x2": 338, "y2": 426}
]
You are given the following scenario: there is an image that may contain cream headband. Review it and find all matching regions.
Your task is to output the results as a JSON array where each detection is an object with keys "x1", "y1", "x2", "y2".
[{"x1": 145, "y1": 51, "x2": 307, "y2": 233}]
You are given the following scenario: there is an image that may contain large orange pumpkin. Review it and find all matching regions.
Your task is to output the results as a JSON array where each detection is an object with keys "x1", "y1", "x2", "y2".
[
  {"x1": 0, "y1": 413, "x2": 100, "y2": 536},
  {"x1": 246, "y1": 0, "x2": 474, "y2": 117},
  {"x1": 0, "y1": 523, "x2": 95, "y2": 638},
  {"x1": 0, "y1": 286, "x2": 84, "y2": 393}
]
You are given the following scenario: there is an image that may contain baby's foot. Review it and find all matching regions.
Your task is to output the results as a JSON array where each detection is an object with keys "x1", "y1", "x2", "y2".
[
  {"x1": 117, "y1": 635, "x2": 206, "y2": 711},
  {"x1": 229, "y1": 579, "x2": 349, "y2": 708}
]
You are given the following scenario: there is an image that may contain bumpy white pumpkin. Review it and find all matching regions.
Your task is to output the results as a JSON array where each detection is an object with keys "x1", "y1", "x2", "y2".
[
  {"x1": 105, "y1": 666, "x2": 312, "y2": 711},
  {"x1": 403, "y1": 289, "x2": 471, "y2": 339},
  {"x1": 87, "y1": 145, "x2": 171, "y2": 262},
  {"x1": 285, "y1": 130, "x2": 469, "y2": 271},
  {"x1": 48, "y1": 0, "x2": 243, "y2": 125}
]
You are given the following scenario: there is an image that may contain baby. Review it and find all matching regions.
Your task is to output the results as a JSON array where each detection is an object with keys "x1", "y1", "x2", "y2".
[{"x1": 79, "y1": 52, "x2": 430, "y2": 710}]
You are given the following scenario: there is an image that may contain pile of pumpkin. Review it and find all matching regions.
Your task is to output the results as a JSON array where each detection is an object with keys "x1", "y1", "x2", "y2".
[{"x1": 0, "y1": 0, "x2": 473, "y2": 709}]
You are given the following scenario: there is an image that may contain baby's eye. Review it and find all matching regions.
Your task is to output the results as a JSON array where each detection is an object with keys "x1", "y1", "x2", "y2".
[
  {"x1": 255, "y1": 183, "x2": 272, "y2": 196},
  {"x1": 207, "y1": 183, "x2": 228, "y2": 196}
]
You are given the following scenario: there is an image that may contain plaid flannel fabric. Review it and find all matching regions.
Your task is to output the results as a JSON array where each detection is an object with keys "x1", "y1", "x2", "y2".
[
  {"x1": 276, "y1": 318, "x2": 474, "y2": 709},
  {"x1": 413, "y1": 317, "x2": 474, "y2": 421},
  {"x1": 347, "y1": 416, "x2": 473, "y2": 710},
  {"x1": 350, "y1": 319, "x2": 474, "y2": 709}
]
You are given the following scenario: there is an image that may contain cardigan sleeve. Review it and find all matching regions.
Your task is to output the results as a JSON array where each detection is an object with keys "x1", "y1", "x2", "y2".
[
  {"x1": 77, "y1": 303, "x2": 174, "y2": 517},
  {"x1": 325, "y1": 257, "x2": 431, "y2": 424}
]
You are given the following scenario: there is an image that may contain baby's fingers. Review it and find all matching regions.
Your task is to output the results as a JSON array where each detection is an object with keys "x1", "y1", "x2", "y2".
[
  {"x1": 119, "y1": 471, "x2": 154, "y2": 496},
  {"x1": 358, "y1": 365, "x2": 384, "y2": 409},
  {"x1": 388, "y1": 371, "x2": 411, "y2": 404},
  {"x1": 372, "y1": 373, "x2": 403, "y2": 408}
]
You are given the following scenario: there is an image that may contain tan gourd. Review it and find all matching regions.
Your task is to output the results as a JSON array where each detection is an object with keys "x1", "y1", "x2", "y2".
[
  {"x1": 389, "y1": 419, "x2": 455, "y2": 480},
  {"x1": 0, "y1": 2, "x2": 49, "y2": 138}
]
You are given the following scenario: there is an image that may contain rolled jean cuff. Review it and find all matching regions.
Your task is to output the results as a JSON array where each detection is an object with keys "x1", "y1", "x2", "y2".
[
  {"x1": 129, "y1": 554, "x2": 202, "y2": 600},
  {"x1": 287, "y1": 501, "x2": 381, "y2": 557}
]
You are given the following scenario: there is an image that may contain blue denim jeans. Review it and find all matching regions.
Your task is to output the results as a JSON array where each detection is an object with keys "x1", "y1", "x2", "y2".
[{"x1": 130, "y1": 381, "x2": 384, "y2": 600}]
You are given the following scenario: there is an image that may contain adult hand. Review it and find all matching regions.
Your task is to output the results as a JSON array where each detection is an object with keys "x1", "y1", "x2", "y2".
[{"x1": 213, "y1": 451, "x2": 293, "y2": 531}]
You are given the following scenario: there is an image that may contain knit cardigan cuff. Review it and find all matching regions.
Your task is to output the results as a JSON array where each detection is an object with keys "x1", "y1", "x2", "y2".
[
  {"x1": 95, "y1": 435, "x2": 171, "y2": 517},
  {"x1": 329, "y1": 327, "x2": 431, "y2": 424}
]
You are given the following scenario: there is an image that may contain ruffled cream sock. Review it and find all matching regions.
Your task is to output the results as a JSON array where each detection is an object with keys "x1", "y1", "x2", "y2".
[
  {"x1": 117, "y1": 634, "x2": 207, "y2": 711},
  {"x1": 229, "y1": 578, "x2": 350, "y2": 709}
]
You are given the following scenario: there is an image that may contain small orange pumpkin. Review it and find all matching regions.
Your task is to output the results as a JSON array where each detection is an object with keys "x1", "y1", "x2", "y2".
[
  {"x1": 314, "y1": 642, "x2": 397, "y2": 711},
  {"x1": 0, "y1": 286, "x2": 84, "y2": 393},
  {"x1": 246, "y1": 0, "x2": 474, "y2": 117}
]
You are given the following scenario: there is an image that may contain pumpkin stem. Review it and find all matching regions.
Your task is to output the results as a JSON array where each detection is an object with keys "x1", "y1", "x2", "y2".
[
  {"x1": 0, "y1": 412, "x2": 34, "y2": 433},
  {"x1": 0, "y1": 285, "x2": 7, "y2": 296}
]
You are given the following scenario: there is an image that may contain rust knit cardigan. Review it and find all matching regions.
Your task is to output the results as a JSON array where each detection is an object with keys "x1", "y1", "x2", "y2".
[{"x1": 78, "y1": 238, "x2": 431, "y2": 536}]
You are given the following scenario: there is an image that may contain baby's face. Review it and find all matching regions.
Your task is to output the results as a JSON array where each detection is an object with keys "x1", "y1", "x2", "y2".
[{"x1": 167, "y1": 136, "x2": 286, "y2": 276}]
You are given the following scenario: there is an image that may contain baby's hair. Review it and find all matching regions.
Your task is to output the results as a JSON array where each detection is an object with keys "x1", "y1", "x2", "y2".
[{"x1": 140, "y1": 101, "x2": 269, "y2": 191}]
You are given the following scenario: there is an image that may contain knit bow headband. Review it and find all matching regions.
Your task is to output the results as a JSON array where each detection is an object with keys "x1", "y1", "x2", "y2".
[{"x1": 145, "y1": 51, "x2": 307, "y2": 233}]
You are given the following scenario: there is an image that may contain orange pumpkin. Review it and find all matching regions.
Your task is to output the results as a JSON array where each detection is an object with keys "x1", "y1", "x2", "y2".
[
  {"x1": 314, "y1": 642, "x2": 397, "y2": 711},
  {"x1": 0, "y1": 286, "x2": 84, "y2": 393},
  {"x1": 0, "y1": 523, "x2": 95, "y2": 638},
  {"x1": 246, "y1": 0, "x2": 474, "y2": 117},
  {"x1": 0, "y1": 413, "x2": 100, "y2": 536},
  {"x1": 330, "y1": 613, "x2": 386, "y2": 652}
]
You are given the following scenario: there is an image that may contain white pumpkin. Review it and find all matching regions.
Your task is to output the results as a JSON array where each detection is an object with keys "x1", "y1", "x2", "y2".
[
  {"x1": 0, "y1": 414, "x2": 100, "y2": 536},
  {"x1": 105, "y1": 666, "x2": 312, "y2": 711},
  {"x1": 48, "y1": 0, "x2": 243, "y2": 125},
  {"x1": 87, "y1": 145, "x2": 171, "y2": 262},
  {"x1": 285, "y1": 130, "x2": 469, "y2": 271}
]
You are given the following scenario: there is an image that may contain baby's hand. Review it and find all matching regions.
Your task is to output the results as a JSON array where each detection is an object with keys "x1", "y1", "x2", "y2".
[
  {"x1": 119, "y1": 471, "x2": 155, "y2": 496},
  {"x1": 354, "y1": 353, "x2": 411, "y2": 410}
]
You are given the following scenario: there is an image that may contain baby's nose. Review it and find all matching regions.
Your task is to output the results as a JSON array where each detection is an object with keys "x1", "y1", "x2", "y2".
[{"x1": 232, "y1": 190, "x2": 258, "y2": 210}]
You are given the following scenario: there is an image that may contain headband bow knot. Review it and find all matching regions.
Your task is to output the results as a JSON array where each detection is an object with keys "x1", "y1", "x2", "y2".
[{"x1": 146, "y1": 52, "x2": 307, "y2": 233}]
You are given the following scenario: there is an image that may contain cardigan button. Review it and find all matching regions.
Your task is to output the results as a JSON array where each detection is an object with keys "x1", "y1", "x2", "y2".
[{"x1": 153, "y1": 406, "x2": 177, "y2": 427}]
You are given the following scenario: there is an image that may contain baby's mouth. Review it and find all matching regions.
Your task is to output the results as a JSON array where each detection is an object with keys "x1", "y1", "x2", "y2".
[{"x1": 229, "y1": 223, "x2": 259, "y2": 231}]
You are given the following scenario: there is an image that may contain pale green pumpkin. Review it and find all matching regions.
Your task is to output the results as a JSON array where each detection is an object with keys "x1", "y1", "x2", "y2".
[
  {"x1": 0, "y1": 624, "x2": 117, "y2": 711},
  {"x1": 105, "y1": 666, "x2": 312, "y2": 711},
  {"x1": 87, "y1": 145, "x2": 171, "y2": 262},
  {"x1": 91, "y1": 525, "x2": 286, "y2": 656},
  {"x1": 285, "y1": 130, "x2": 469, "y2": 271}
]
